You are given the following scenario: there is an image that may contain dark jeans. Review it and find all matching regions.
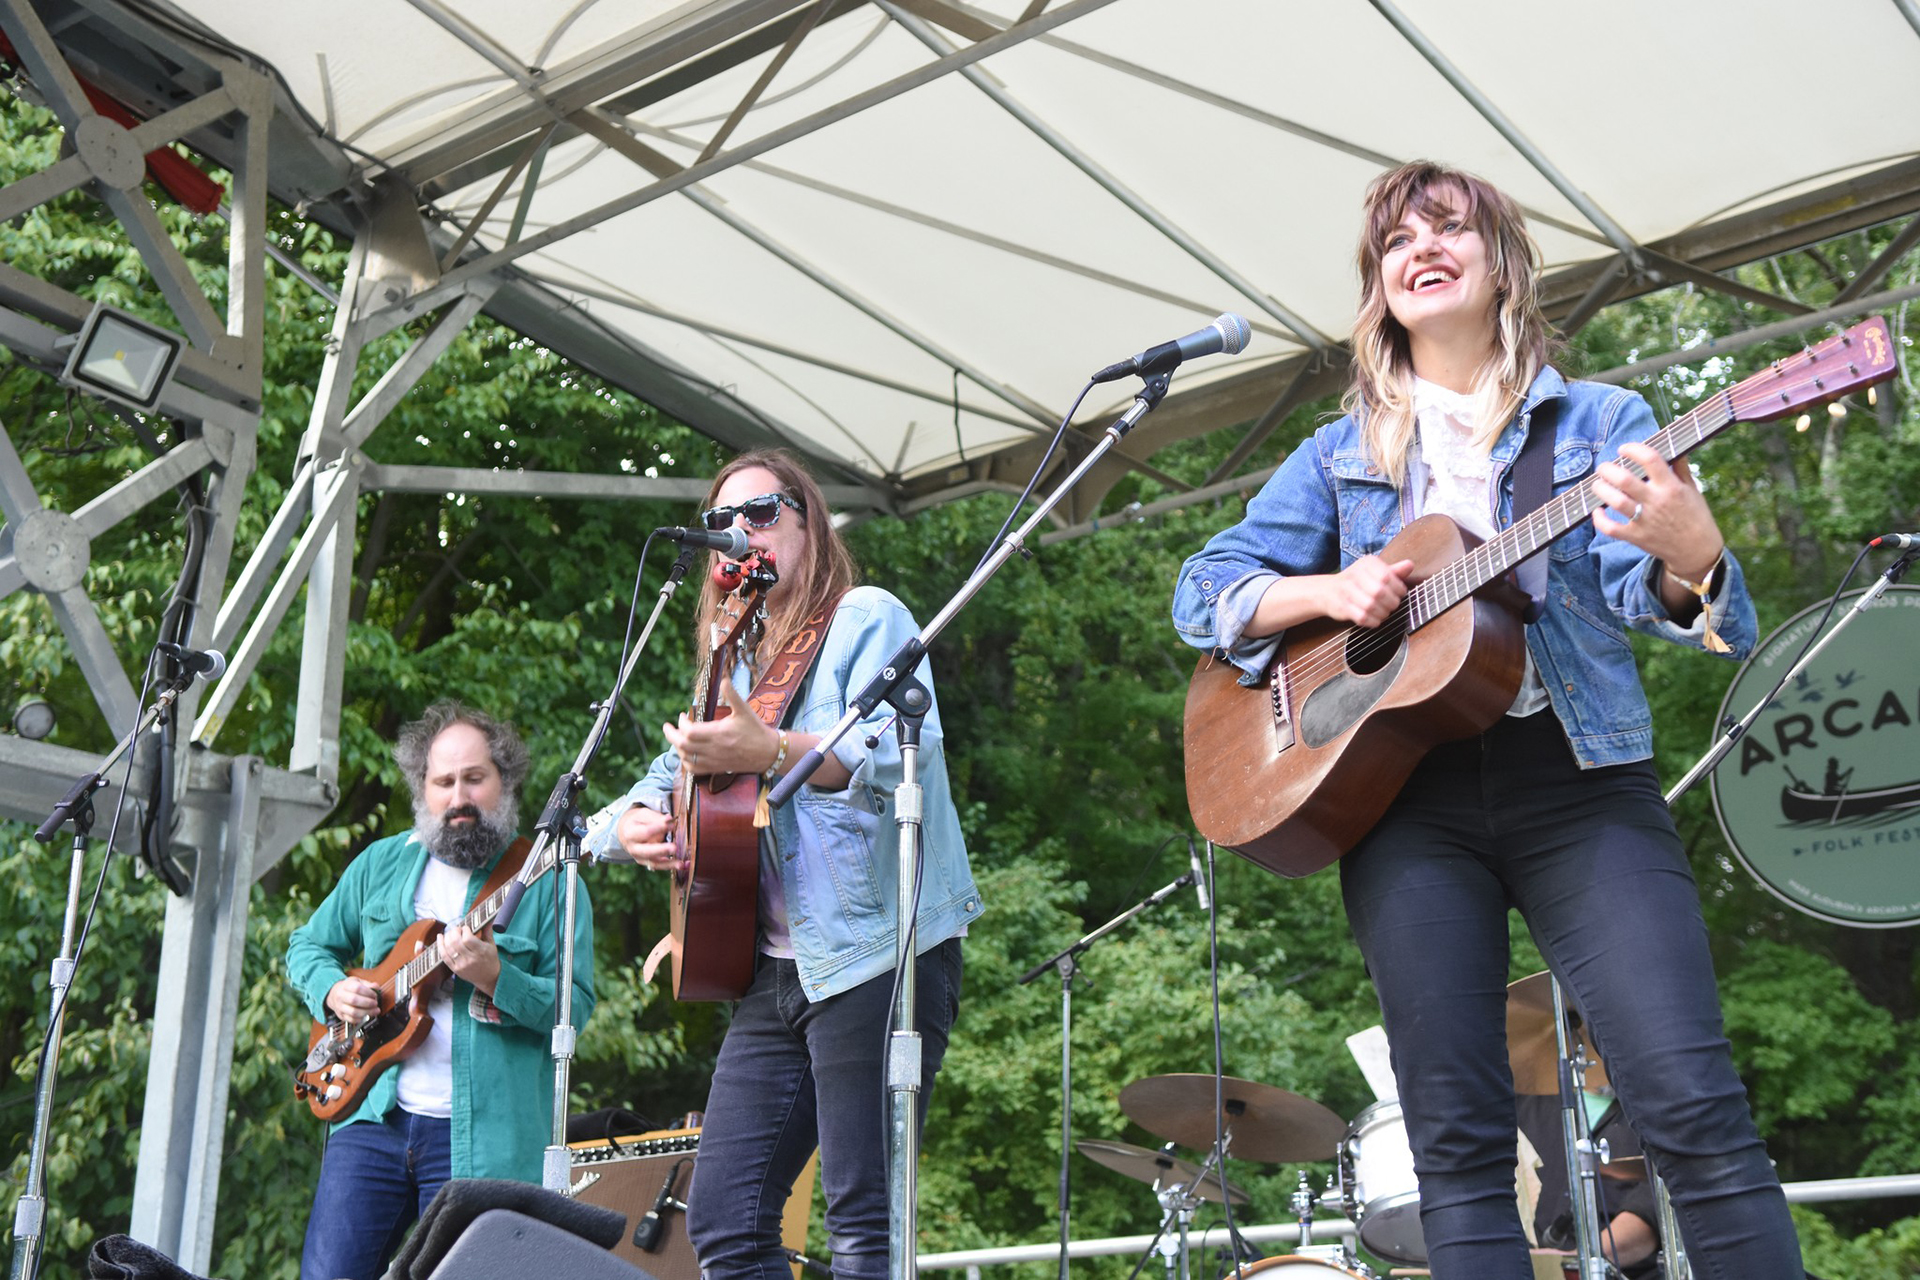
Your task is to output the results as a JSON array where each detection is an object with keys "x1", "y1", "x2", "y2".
[
  {"x1": 300, "y1": 1108, "x2": 451, "y2": 1280},
  {"x1": 687, "y1": 939, "x2": 964, "y2": 1280},
  {"x1": 1338, "y1": 711, "x2": 1801, "y2": 1280}
]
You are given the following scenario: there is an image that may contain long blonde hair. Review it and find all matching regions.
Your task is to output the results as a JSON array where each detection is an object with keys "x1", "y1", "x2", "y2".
[
  {"x1": 1342, "y1": 161, "x2": 1552, "y2": 487},
  {"x1": 687, "y1": 449, "x2": 859, "y2": 669}
]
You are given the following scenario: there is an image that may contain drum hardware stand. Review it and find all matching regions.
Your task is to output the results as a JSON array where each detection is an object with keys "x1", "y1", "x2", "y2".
[
  {"x1": 1650, "y1": 1166, "x2": 1690, "y2": 1280},
  {"x1": 1549, "y1": 978, "x2": 1627, "y2": 1280},
  {"x1": 1150, "y1": 1136, "x2": 1230, "y2": 1280},
  {"x1": 1020, "y1": 861, "x2": 1199, "y2": 1280},
  {"x1": 767, "y1": 370, "x2": 1177, "y2": 1280},
  {"x1": 490, "y1": 541, "x2": 702, "y2": 1196}
]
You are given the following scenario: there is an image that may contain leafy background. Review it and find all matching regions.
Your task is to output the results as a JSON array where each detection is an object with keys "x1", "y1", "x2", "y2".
[{"x1": 2, "y1": 94, "x2": 1918, "y2": 1277}]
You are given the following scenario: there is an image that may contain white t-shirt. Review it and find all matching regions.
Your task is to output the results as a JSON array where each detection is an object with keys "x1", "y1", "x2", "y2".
[
  {"x1": 1412, "y1": 377, "x2": 1550, "y2": 718},
  {"x1": 395, "y1": 855, "x2": 468, "y2": 1117}
]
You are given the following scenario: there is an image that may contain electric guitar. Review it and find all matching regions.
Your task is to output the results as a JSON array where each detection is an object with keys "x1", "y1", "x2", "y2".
[
  {"x1": 292, "y1": 835, "x2": 537, "y2": 1120},
  {"x1": 1183, "y1": 317, "x2": 1899, "y2": 878}
]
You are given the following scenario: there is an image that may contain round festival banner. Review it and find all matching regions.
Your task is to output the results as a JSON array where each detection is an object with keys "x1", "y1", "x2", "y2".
[{"x1": 1711, "y1": 584, "x2": 1920, "y2": 927}]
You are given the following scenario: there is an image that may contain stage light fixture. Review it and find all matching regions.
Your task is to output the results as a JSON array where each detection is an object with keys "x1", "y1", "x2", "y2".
[
  {"x1": 12, "y1": 697, "x2": 55, "y2": 740},
  {"x1": 59, "y1": 302, "x2": 183, "y2": 411}
]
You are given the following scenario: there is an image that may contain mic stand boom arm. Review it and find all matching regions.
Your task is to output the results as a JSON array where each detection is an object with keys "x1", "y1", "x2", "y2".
[
  {"x1": 486, "y1": 542, "x2": 701, "y2": 1196},
  {"x1": 1018, "y1": 871, "x2": 1197, "y2": 1280},
  {"x1": 765, "y1": 370, "x2": 1172, "y2": 1280},
  {"x1": 767, "y1": 370, "x2": 1172, "y2": 810},
  {"x1": 14, "y1": 663, "x2": 204, "y2": 1280},
  {"x1": 1664, "y1": 549, "x2": 1916, "y2": 807}
]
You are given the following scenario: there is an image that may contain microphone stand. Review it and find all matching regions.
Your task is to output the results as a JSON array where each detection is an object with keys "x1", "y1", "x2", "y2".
[
  {"x1": 490, "y1": 542, "x2": 701, "y2": 1196},
  {"x1": 1019, "y1": 872, "x2": 1197, "y2": 1280},
  {"x1": 766, "y1": 370, "x2": 1175, "y2": 1280},
  {"x1": 12, "y1": 666, "x2": 202, "y2": 1280},
  {"x1": 1664, "y1": 548, "x2": 1915, "y2": 807}
]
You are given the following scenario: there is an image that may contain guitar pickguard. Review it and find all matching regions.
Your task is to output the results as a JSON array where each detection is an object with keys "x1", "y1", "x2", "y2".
[{"x1": 1296, "y1": 640, "x2": 1408, "y2": 749}]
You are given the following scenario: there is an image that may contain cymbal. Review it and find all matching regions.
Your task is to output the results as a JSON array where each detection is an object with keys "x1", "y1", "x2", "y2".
[
  {"x1": 1076, "y1": 1138, "x2": 1250, "y2": 1205},
  {"x1": 1118, "y1": 1073, "x2": 1346, "y2": 1162},
  {"x1": 1507, "y1": 971, "x2": 1610, "y2": 1096}
]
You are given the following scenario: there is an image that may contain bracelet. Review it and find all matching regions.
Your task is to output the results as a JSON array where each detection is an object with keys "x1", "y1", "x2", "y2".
[
  {"x1": 763, "y1": 729, "x2": 790, "y2": 780},
  {"x1": 1666, "y1": 550, "x2": 1731, "y2": 654}
]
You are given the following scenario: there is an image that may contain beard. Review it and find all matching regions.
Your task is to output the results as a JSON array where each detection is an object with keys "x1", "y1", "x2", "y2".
[{"x1": 416, "y1": 790, "x2": 519, "y2": 870}]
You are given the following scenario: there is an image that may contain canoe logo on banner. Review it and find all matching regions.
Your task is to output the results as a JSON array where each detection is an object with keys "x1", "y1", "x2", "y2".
[{"x1": 1711, "y1": 585, "x2": 1920, "y2": 927}]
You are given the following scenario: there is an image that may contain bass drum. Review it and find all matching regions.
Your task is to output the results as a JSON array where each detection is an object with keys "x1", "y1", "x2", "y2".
[
  {"x1": 1234, "y1": 1255, "x2": 1375, "y2": 1279},
  {"x1": 1338, "y1": 1099, "x2": 1425, "y2": 1264}
]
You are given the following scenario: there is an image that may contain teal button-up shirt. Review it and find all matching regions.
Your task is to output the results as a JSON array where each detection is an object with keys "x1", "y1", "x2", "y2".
[{"x1": 286, "y1": 830, "x2": 595, "y2": 1182}]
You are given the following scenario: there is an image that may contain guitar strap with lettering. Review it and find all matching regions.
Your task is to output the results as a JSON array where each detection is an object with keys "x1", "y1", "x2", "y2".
[
  {"x1": 744, "y1": 594, "x2": 844, "y2": 731},
  {"x1": 1510, "y1": 397, "x2": 1560, "y2": 624},
  {"x1": 742, "y1": 594, "x2": 845, "y2": 828}
]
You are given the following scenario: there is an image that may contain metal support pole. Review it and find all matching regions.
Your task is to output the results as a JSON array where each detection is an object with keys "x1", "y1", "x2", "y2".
[{"x1": 542, "y1": 840, "x2": 585, "y2": 1193}]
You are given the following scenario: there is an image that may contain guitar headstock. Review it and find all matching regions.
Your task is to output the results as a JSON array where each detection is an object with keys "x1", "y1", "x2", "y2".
[{"x1": 1730, "y1": 316, "x2": 1898, "y2": 422}]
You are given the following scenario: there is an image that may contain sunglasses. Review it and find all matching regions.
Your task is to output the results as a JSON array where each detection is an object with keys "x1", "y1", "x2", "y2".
[{"x1": 700, "y1": 491, "x2": 806, "y2": 532}]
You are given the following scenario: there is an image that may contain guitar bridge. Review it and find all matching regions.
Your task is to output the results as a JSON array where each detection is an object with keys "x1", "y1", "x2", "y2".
[{"x1": 1269, "y1": 661, "x2": 1296, "y2": 754}]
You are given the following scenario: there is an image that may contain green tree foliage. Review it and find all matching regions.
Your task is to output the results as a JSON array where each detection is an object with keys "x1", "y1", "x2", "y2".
[{"x1": 4, "y1": 89, "x2": 1919, "y2": 1276}]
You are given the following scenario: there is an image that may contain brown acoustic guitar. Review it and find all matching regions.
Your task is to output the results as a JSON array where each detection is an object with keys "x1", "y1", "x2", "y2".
[
  {"x1": 1184, "y1": 317, "x2": 1898, "y2": 878},
  {"x1": 663, "y1": 552, "x2": 779, "y2": 1001},
  {"x1": 292, "y1": 835, "x2": 537, "y2": 1120}
]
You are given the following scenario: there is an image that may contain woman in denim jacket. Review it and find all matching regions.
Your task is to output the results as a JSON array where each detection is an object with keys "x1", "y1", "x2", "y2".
[
  {"x1": 599, "y1": 448, "x2": 981, "y2": 1280},
  {"x1": 1171, "y1": 163, "x2": 1801, "y2": 1278}
]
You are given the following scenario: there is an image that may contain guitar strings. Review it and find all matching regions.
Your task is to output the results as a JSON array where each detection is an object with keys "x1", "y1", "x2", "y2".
[{"x1": 1263, "y1": 348, "x2": 1854, "y2": 698}]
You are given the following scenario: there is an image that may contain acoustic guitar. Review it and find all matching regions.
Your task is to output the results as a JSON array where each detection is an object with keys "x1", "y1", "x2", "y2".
[
  {"x1": 1183, "y1": 317, "x2": 1898, "y2": 878},
  {"x1": 664, "y1": 552, "x2": 778, "y2": 1001}
]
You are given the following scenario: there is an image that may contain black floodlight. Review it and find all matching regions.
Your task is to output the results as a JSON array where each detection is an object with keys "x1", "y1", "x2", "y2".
[{"x1": 60, "y1": 302, "x2": 183, "y2": 411}]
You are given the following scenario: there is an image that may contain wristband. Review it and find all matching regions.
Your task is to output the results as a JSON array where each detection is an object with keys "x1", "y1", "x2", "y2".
[{"x1": 1667, "y1": 550, "x2": 1730, "y2": 654}]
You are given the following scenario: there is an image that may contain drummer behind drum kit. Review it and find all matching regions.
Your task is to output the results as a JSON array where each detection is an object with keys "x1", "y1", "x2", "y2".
[{"x1": 1080, "y1": 973, "x2": 1686, "y2": 1280}]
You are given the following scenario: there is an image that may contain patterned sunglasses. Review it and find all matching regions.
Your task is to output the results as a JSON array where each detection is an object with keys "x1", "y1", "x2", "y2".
[{"x1": 700, "y1": 491, "x2": 806, "y2": 531}]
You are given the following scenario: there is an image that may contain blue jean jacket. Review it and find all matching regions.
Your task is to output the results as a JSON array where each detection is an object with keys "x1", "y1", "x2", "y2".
[
  {"x1": 593, "y1": 585, "x2": 982, "y2": 1000},
  {"x1": 1170, "y1": 367, "x2": 1757, "y2": 768}
]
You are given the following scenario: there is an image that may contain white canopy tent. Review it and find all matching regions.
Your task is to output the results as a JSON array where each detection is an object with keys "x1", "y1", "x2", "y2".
[
  {"x1": 2, "y1": 0, "x2": 1918, "y2": 1268},
  {"x1": 38, "y1": 0, "x2": 1920, "y2": 513}
]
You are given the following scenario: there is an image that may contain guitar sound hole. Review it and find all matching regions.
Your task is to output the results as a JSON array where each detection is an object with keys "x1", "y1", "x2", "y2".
[{"x1": 1344, "y1": 625, "x2": 1404, "y2": 676}]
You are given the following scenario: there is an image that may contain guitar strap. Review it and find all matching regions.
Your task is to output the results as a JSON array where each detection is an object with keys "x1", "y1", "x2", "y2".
[
  {"x1": 744, "y1": 593, "x2": 845, "y2": 732},
  {"x1": 1510, "y1": 396, "x2": 1560, "y2": 624}
]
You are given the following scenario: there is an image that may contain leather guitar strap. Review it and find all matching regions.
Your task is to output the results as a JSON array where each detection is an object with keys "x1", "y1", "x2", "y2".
[
  {"x1": 1511, "y1": 397, "x2": 1560, "y2": 624},
  {"x1": 744, "y1": 594, "x2": 844, "y2": 733}
]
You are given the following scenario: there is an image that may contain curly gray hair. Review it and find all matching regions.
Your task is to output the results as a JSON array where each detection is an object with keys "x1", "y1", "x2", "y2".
[{"x1": 393, "y1": 701, "x2": 531, "y2": 801}]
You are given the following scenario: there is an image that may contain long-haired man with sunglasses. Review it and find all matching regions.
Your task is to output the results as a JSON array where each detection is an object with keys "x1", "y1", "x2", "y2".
[{"x1": 593, "y1": 448, "x2": 984, "y2": 1280}]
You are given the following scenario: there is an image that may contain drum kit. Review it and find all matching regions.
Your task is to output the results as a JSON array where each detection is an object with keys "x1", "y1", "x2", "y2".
[{"x1": 1079, "y1": 974, "x2": 1689, "y2": 1280}]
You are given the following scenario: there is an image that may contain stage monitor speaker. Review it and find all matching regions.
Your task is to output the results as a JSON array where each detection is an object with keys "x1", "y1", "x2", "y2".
[
  {"x1": 424, "y1": 1208, "x2": 654, "y2": 1280},
  {"x1": 569, "y1": 1126, "x2": 818, "y2": 1280}
]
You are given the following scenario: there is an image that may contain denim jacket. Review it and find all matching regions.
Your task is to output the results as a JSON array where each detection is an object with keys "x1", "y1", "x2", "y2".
[
  {"x1": 593, "y1": 585, "x2": 982, "y2": 1000},
  {"x1": 1171, "y1": 367, "x2": 1757, "y2": 768}
]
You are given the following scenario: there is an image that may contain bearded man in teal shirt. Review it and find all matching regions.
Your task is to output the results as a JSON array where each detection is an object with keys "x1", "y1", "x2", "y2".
[{"x1": 286, "y1": 703, "x2": 594, "y2": 1280}]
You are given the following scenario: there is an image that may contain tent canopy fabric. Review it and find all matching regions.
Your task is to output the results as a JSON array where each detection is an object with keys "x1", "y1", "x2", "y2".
[{"x1": 49, "y1": 0, "x2": 1920, "y2": 511}]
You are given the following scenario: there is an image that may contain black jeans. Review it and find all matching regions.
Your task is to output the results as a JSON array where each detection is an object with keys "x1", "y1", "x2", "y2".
[
  {"x1": 1338, "y1": 711, "x2": 1801, "y2": 1280},
  {"x1": 686, "y1": 938, "x2": 964, "y2": 1280}
]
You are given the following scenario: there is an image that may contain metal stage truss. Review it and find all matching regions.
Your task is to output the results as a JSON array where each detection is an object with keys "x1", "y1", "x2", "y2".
[{"x1": 1, "y1": 0, "x2": 1918, "y2": 1269}]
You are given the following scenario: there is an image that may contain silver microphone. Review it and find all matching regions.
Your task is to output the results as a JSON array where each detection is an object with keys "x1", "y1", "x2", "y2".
[{"x1": 1187, "y1": 836, "x2": 1212, "y2": 913}]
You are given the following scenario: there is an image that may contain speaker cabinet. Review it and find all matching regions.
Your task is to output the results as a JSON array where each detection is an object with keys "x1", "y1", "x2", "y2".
[{"x1": 569, "y1": 1127, "x2": 818, "y2": 1279}]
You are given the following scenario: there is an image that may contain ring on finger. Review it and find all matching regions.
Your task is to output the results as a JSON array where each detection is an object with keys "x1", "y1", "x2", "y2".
[{"x1": 1623, "y1": 501, "x2": 1642, "y2": 524}]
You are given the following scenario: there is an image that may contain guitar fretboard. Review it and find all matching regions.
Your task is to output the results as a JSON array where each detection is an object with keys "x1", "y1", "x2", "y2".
[
  {"x1": 386, "y1": 841, "x2": 560, "y2": 1001},
  {"x1": 1404, "y1": 390, "x2": 1736, "y2": 629}
]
